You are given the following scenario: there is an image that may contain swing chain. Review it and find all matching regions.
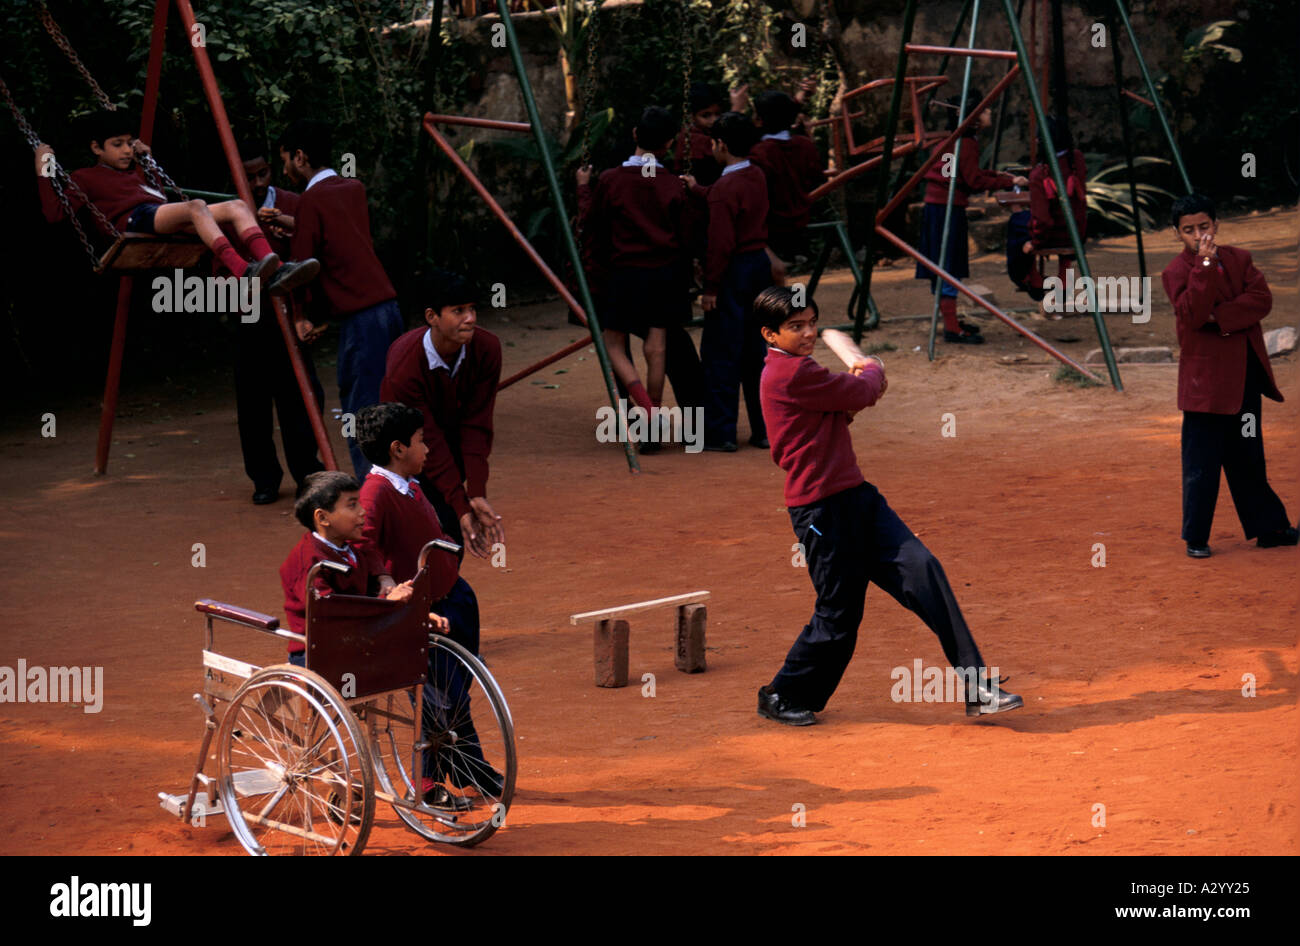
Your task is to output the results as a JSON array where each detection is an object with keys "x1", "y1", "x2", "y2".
[
  {"x1": 678, "y1": 0, "x2": 693, "y2": 176},
  {"x1": 38, "y1": 1, "x2": 186, "y2": 200},
  {"x1": 580, "y1": 0, "x2": 601, "y2": 173}
]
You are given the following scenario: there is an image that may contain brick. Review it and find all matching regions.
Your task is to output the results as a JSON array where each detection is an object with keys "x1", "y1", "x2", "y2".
[
  {"x1": 594, "y1": 619, "x2": 629, "y2": 688},
  {"x1": 675, "y1": 604, "x2": 707, "y2": 673}
]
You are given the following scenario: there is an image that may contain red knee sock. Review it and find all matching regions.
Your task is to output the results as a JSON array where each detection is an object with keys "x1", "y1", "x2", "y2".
[
  {"x1": 212, "y1": 237, "x2": 248, "y2": 277},
  {"x1": 626, "y1": 380, "x2": 654, "y2": 414},
  {"x1": 239, "y1": 227, "x2": 274, "y2": 263},
  {"x1": 940, "y1": 297, "x2": 961, "y2": 333}
]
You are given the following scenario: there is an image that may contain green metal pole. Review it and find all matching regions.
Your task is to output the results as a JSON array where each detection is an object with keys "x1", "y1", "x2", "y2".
[
  {"x1": 1106, "y1": 6, "x2": 1147, "y2": 292},
  {"x1": 858, "y1": 0, "x2": 918, "y2": 344},
  {"x1": 496, "y1": 0, "x2": 639, "y2": 472},
  {"x1": 1002, "y1": 0, "x2": 1122, "y2": 391},
  {"x1": 991, "y1": 0, "x2": 1029, "y2": 166},
  {"x1": 929, "y1": 0, "x2": 982, "y2": 361},
  {"x1": 1113, "y1": 0, "x2": 1192, "y2": 193}
]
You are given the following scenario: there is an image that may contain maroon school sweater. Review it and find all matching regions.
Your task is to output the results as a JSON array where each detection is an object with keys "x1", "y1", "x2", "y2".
[
  {"x1": 264, "y1": 186, "x2": 300, "y2": 260},
  {"x1": 1027, "y1": 150, "x2": 1087, "y2": 247},
  {"x1": 672, "y1": 127, "x2": 723, "y2": 186},
  {"x1": 290, "y1": 175, "x2": 395, "y2": 317},
  {"x1": 356, "y1": 471, "x2": 460, "y2": 587},
  {"x1": 279, "y1": 531, "x2": 384, "y2": 650},
  {"x1": 694, "y1": 163, "x2": 769, "y2": 293},
  {"x1": 923, "y1": 133, "x2": 1015, "y2": 207},
  {"x1": 760, "y1": 347, "x2": 885, "y2": 507},
  {"x1": 586, "y1": 163, "x2": 689, "y2": 269},
  {"x1": 38, "y1": 163, "x2": 166, "y2": 232},
  {"x1": 750, "y1": 135, "x2": 823, "y2": 237},
  {"x1": 379, "y1": 328, "x2": 502, "y2": 521}
]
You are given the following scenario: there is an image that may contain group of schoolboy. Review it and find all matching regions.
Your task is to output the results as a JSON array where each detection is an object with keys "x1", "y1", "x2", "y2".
[
  {"x1": 40, "y1": 97, "x2": 1295, "y2": 753},
  {"x1": 576, "y1": 81, "x2": 824, "y2": 452}
]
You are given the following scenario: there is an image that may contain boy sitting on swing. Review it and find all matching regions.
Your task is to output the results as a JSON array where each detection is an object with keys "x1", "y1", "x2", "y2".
[{"x1": 35, "y1": 110, "x2": 317, "y2": 292}]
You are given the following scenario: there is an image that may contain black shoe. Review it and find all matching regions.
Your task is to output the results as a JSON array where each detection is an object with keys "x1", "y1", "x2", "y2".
[
  {"x1": 1256, "y1": 526, "x2": 1299, "y2": 548},
  {"x1": 704, "y1": 440, "x2": 738, "y2": 453},
  {"x1": 265, "y1": 258, "x2": 321, "y2": 294},
  {"x1": 957, "y1": 320, "x2": 983, "y2": 336},
  {"x1": 965, "y1": 681, "x2": 1023, "y2": 717},
  {"x1": 748, "y1": 435, "x2": 769, "y2": 449},
  {"x1": 1186, "y1": 543, "x2": 1212, "y2": 558},
  {"x1": 943, "y1": 329, "x2": 985, "y2": 345},
  {"x1": 449, "y1": 763, "x2": 505, "y2": 798},
  {"x1": 757, "y1": 685, "x2": 816, "y2": 726},
  {"x1": 423, "y1": 783, "x2": 472, "y2": 812},
  {"x1": 1026, "y1": 285, "x2": 1047, "y2": 302},
  {"x1": 252, "y1": 487, "x2": 279, "y2": 505},
  {"x1": 245, "y1": 252, "x2": 280, "y2": 282}
]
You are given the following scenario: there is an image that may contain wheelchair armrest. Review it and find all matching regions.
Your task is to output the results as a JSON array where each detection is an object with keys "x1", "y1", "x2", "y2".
[{"x1": 195, "y1": 599, "x2": 280, "y2": 632}]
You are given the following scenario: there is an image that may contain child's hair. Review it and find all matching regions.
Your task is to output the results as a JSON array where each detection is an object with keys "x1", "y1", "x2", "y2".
[
  {"x1": 357, "y1": 403, "x2": 424, "y2": 467},
  {"x1": 754, "y1": 90, "x2": 800, "y2": 133},
  {"x1": 752, "y1": 285, "x2": 820, "y2": 335},
  {"x1": 420, "y1": 268, "x2": 479, "y2": 314},
  {"x1": 709, "y1": 111, "x2": 759, "y2": 157},
  {"x1": 1035, "y1": 115, "x2": 1074, "y2": 164},
  {"x1": 1170, "y1": 192, "x2": 1216, "y2": 228},
  {"x1": 294, "y1": 470, "x2": 360, "y2": 530},
  {"x1": 946, "y1": 89, "x2": 985, "y2": 132},
  {"x1": 689, "y1": 82, "x2": 724, "y2": 115},
  {"x1": 82, "y1": 110, "x2": 135, "y2": 149},
  {"x1": 634, "y1": 106, "x2": 677, "y2": 152},
  {"x1": 278, "y1": 119, "x2": 331, "y2": 168}
]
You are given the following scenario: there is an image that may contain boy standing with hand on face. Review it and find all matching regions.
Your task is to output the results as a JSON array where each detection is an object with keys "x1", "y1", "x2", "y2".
[
  {"x1": 752, "y1": 286, "x2": 1021, "y2": 725},
  {"x1": 1161, "y1": 193, "x2": 1297, "y2": 558}
]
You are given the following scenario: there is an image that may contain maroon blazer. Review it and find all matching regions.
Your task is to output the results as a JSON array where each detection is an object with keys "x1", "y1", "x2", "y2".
[{"x1": 1161, "y1": 244, "x2": 1280, "y2": 414}]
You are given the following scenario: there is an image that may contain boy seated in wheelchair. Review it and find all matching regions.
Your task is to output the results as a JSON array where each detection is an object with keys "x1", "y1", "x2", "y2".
[
  {"x1": 353, "y1": 403, "x2": 506, "y2": 808},
  {"x1": 279, "y1": 471, "x2": 421, "y2": 667}
]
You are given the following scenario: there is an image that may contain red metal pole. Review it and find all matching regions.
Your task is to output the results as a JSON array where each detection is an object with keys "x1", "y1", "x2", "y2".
[
  {"x1": 423, "y1": 114, "x2": 589, "y2": 323},
  {"x1": 138, "y1": 0, "x2": 170, "y2": 143},
  {"x1": 904, "y1": 44, "x2": 1019, "y2": 60},
  {"x1": 498, "y1": 338, "x2": 590, "y2": 391},
  {"x1": 874, "y1": 225, "x2": 1104, "y2": 382},
  {"x1": 874, "y1": 67, "x2": 1020, "y2": 224},
  {"x1": 94, "y1": 277, "x2": 133, "y2": 474},
  {"x1": 176, "y1": 0, "x2": 337, "y2": 469}
]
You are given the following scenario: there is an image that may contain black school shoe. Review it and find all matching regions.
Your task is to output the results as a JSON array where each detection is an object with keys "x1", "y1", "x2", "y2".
[
  {"x1": 943, "y1": 329, "x2": 985, "y2": 345},
  {"x1": 757, "y1": 685, "x2": 816, "y2": 726},
  {"x1": 423, "y1": 783, "x2": 473, "y2": 812},
  {"x1": 1257, "y1": 526, "x2": 1299, "y2": 548},
  {"x1": 266, "y1": 258, "x2": 321, "y2": 294},
  {"x1": 748, "y1": 435, "x2": 769, "y2": 449},
  {"x1": 252, "y1": 487, "x2": 279, "y2": 505},
  {"x1": 1186, "y1": 543, "x2": 1212, "y2": 558},
  {"x1": 965, "y1": 682, "x2": 1024, "y2": 717},
  {"x1": 704, "y1": 440, "x2": 738, "y2": 453}
]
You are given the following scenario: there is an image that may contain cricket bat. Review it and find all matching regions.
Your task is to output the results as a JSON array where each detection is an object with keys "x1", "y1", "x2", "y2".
[{"x1": 821, "y1": 329, "x2": 873, "y2": 370}]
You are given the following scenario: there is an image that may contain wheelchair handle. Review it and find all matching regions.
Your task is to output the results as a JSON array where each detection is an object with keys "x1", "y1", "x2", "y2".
[{"x1": 418, "y1": 538, "x2": 462, "y2": 569}]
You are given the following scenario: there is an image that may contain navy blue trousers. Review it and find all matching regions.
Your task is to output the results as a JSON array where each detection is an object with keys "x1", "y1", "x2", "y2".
[
  {"x1": 337, "y1": 298, "x2": 405, "y2": 478},
  {"x1": 1182, "y1": 350, "x2": 1291, "y2": 544},
  {"x1": 702, "y1": 249, "x2": 772, "y2": 445},
  {"x1": 771, "y1": 482, "x2": 986, "y2": 712}
]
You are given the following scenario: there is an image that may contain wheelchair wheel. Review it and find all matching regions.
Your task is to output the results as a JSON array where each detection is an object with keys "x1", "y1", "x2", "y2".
[
  {"x1": 216, "y1": 665, "x2": 374, "y2": 856},
  {"x1": 367, "y1": 636, "x2": 515, "y2": 847}
]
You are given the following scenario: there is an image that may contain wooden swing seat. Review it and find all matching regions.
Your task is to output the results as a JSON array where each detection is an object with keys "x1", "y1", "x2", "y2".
[{"x1": 94, "y1": 232, "x2": 208, "y2": 274}]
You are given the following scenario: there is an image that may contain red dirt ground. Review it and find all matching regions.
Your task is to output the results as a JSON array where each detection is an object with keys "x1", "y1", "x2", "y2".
[{"x1": 1, "y1": 209, "x2": 1296, "y2": 856}]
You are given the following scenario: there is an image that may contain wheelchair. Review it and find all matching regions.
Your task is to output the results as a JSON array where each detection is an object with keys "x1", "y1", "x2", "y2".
[{"x1": 159, "y1": 540, "x2": 516, "y2": 854}]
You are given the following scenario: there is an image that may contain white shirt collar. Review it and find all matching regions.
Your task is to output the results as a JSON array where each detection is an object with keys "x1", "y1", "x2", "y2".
[
  {"x1": 761, "y1": 130, "x2": 792, "y2": 141},
  {"x1": 260, "y1": 185, "x2": 277, "y2": 209},
  {"x1": 305, "y1": 168, "x2": 338, "y2": 191},
  {"x1": 622, "y1": 153, "x2": 659, "y2": 168},
  {"x1": 721, "y1": 159, "x2": 751, "y2": 176},
  {"x1": 423, "y1": 328, "x2": 466, "y2": 377},
  {"x1": 370, "y1": 464, "x2": 417, "y2": 497},
  {"x1": 312, "y1": 532, "x2": 356, "y2": 561}
]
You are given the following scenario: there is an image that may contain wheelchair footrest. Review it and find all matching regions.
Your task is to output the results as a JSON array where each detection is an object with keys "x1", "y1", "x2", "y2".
[{"x1": 158, "y1": 790, "x2": 224, "y2": 823}]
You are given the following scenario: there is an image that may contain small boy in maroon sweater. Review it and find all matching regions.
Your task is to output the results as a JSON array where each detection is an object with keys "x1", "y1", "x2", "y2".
[
  {"x1": 581, "y1": 106, "x2": 693, "y2": 439},
  {"x1": 682, "y1": 112, "x2": 773, "y2": 451},
  {"x1": 279, "y1": 119, "x2": 405, "y2": 479},
  {"x1": 671, "y1": 83, "x2": 726, "y2": 187},
  {"x1": 279, "y1": 471, "x2": 409, "y2": 664},
  {"x1": 380, "y1": 271, "x2": 504, "y2": 559},
  {"x1": 36, "y1": 111, "x2": 315, "y2": 291},
  {"x1": 353, "y1": 403, "x2": 504, "y2": 802},
  {"x1": 750, "y1": 91, "x2": 824, "y2": 271},
  {"x1": 753, "y1": 287, "x2": 1021, "y2": 724}
]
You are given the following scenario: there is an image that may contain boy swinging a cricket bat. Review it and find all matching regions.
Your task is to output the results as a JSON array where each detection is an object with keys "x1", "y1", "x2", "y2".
[{"x1": 753, "y1": 286, "x2": 1023, "y2": 725}]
